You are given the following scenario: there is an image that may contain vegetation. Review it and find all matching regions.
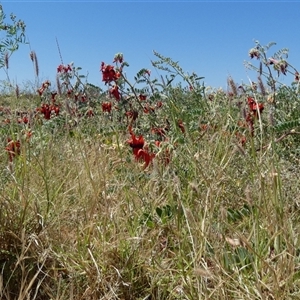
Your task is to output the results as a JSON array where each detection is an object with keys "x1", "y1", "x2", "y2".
[{"x1": 1, "y1": 8, "x2": 300, "y2": 300}]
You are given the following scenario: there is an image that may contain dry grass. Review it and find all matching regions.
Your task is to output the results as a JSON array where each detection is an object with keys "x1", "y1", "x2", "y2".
[{"x1": 1, "y1": 82, "x2": 300, "y2": 300}]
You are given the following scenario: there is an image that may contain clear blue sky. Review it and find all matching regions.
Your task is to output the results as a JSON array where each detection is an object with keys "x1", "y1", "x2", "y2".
[{"x1": 1, "y1": 1, "x2": 300, "y2": 92}]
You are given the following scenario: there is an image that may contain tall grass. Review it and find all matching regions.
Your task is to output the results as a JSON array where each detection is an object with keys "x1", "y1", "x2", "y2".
[{"x1": 1, "y1": 44, "x2": 300, "y2": 299}]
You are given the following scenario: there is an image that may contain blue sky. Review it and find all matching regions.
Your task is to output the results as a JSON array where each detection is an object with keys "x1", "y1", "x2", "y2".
[{"x1": 1, "y1": 1, "x2": 300, "y2": 92}]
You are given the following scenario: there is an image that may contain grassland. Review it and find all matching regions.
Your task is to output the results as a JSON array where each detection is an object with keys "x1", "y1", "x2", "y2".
[{"x1": 1, "y1": 49, "x2": 300, "y2": 300}]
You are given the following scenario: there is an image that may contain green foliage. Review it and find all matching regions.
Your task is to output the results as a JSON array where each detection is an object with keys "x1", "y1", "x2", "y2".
[
  {"x1": 152, "y1": 50, "x2": 205, "y2": 92},
  {"x1": 0, "y1": 4, "x2": 26, "y2": 69},
  {"x1": 275, "y1": 119, "x2": 300, "y2": 132}
]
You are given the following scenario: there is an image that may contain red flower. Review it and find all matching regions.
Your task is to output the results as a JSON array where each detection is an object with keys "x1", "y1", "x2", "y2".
[
  {"x1": 51, "y1": 92, "x2": 57, "y2": 101},
  {"x1": 37, "y1": 80, "x2": 51, "y2": 96},
  {"x1": 127, "y1": 128, "x2": 156, "y2": 168},
  {"x1": 253, "y1": 103, "x2": 264, "y2": 118},
  {"x1": 136, "y1": 149, "x2": 155, "y2": 169},
  {"x1": 247, "y1": 97, "x2": 255, "y2": 110},
  {"x1": 5, "y1": 138, "x2": 21, "y2": 162},
  {"x1": 57, "y1": 64, "x2": 72, "y2": 73},
  {"x1": 53, "y1": 105, "x2": 60, "y2": 116},
  {"x1": 156, "y1": 101, "x2": 163, "y2": 108},
  {"x1": 24, "y1": 130, "x2": 32, "y2": 141},
  {"x1": 125, "y1": 110, "x2": 138, "y2": 121},
  {"x1": 127, "y1": 131, "x2": 145, "y2": 157},
  {"x1": 139, "y1": 94, "x2": 147, "y2": 101},
  {"x1": 18, "y1": 116, "x2": 29, "y2": 124},
  {"x1": 235, "y1": 132, "x2": 247, "y2": 147},
  {"x1": 109, "y1": 85, "x2": 120, "y2": 100},
  {"x1": 102, "y1": 102, "x2": 112, "y2": 113},
  {"x1": 143, "y1": 103, "x2": 155, "y2": 114},
  {"x1": 247, "y1": 97, "x2": 264, "y2": 118},
  {"x1": 178, "y1": 120, "x2": 185, "y2": 133},
  {"x1": 86, "y1": 109, "x2": 94, "y2": 117},
  {"x1": 37, "y1": 104, "x2": 51, "y2": 120},
  {"x1": 67, "y1": 89, "x2": 73, "y2": 98},
  {"x1": 246, "y1": 113, "x2": 255, "y2": 136},
  {"x1": 38, "y1": 87, "x2": 44, "y2": 96},
  {"x1": 101, "y1": 62, "x2": 121, "y2": 84},
  {"x1": 36, "y1": 103, "x2": 60, "y2": 119}
]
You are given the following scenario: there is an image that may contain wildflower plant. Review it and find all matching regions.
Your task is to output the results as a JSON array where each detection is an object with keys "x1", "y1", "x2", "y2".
[
  {"x1": 0, "y1": 4, "x2": 26, "y2": 82},
  {"x1": 245, "y1": 41, "x2": 300, "y2": 158},
  {"x1": 1, "y1": 35, "x2": 300, "y2": 299}
]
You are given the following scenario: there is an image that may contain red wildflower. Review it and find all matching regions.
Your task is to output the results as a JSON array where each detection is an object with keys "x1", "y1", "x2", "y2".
[
  {"x1": 139, "y1": 94, "x2": 147, "y2": 101},
  {"x1": 43, "y1": 80, "x2": 51, "y2": 88},
  {"x1": 53, "y1": 105, "x2": 60, "y2": 116},
  {"x1": 86, "y1": 108, "x2": 94, "y2": 117},
  {"x1": 235, "y1": 132, "x2": 247, "y2": 147},
  {"x1": 102, "y1": 102, "x2": 112, "y2": 113},
  {"x1": 200, "y1": 124, "x2": 208, "y2": 131},
  {"x1": 38, "y1": 87, "x2": 44, "y2": 96},
  {"x1": 125, "y1": 110, "x2": 138, "y2": 121},
  {"x1": 247, "y1": 97, "x2": 256, "y2": 111},
  {"x1": 101, "y1": 62, "x2": 121, "y2": 84},
  {"x1": 37, "y1": 104, "x2": 51, "y2": 120},
  {"x1": 17, "y1": 116, "x2": 29, "y2": 124},
  {"x1": 136, "y1": 149, "x2": 155, "y2": 169},
  {"x1": 37, "y1": 80, "x2": 51, "y2": 96},
  {"x1": 36, "y1": 103, "x2": 60, "y2": 120},
  {"x1": 67, "y1": 89, "x2": 73, "y2": 98},
  {"x1": 156, "y1": 101, "x2": 163, "y2": 108},
  {"x1": 155, "y1": 140, "x2": 161, "y2": 147},
  {"x1": 5, "y1": 138, "x2": 21, "y2": 162},
  {"x1": 253, "y1": 103, "x2": 264, "y2": 118},
  {"x1": 109, "y1": 85, "x2": 120, "y2": 100},
  {"x1": 24, "y1": 130, "x2": 32, "y2": 141},
  {"x1": 162, "y1": 148, "x2": 171, "y2": 166},
  {"x1": 127, "y1": 131, "x2": 145, "y2": 157},
  {"x1": 247, "y1": 97, "x2": 264, "y2": 118},
  {"x1": 51, "y1": 92, "x2": 57, "y2": 102},
  {"x1": 178, "y1": 120, "x2": 185, "y2": 133},
  {"x1": 57, "y1": 64, "x2": 72, "y2": 73},
  {"x1": 143, "y1": 103, "x2": 155, "y2": 114}
]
